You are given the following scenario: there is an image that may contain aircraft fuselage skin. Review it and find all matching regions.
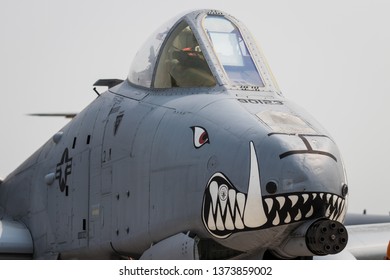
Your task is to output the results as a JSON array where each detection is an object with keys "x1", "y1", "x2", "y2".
[{"x1": 0, "y1": 80, "x2": 348, "y2": 259}]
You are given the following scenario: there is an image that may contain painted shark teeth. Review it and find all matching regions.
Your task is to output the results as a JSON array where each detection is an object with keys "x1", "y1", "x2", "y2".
[
  {"x1": 202, "y1": 141, "x2": 265, "y2": 238},
  {"x1": 262, "y1": 192, "x2": 346, "y2": 227},
  {"x1": 203, "y1": 188, "x2": 346, "y2": 238}
]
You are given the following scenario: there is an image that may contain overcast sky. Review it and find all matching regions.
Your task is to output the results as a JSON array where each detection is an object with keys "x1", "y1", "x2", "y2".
[{"x1": 1, "y1": 0, "x2": 389, "y2": 215}]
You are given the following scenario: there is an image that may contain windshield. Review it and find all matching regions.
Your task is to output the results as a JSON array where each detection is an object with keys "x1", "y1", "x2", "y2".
[{"x1": 204, "y1": 16, "x2": 264, "y2": 87}]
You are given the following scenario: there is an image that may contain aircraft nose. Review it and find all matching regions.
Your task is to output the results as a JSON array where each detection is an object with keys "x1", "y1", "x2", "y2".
[
  {"x1": 255, "y1": 133, "x2": 348, "y2": 226},
  {"x1": 201, "y1": 133, "x2": 348, "y2": 239},
  {"x1": 259, "y1": 133, "x2": 347, "y2": 196}
]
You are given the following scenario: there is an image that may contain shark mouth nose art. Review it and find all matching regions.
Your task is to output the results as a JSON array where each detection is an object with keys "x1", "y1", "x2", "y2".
[{"x1": 201, "y1": 142, "x2": 347, "y2": 239}]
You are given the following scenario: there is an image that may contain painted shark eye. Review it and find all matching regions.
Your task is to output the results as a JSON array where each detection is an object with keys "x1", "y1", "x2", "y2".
[{"x1": 191, "y1": 126, "x2": 210, "y2": 148}]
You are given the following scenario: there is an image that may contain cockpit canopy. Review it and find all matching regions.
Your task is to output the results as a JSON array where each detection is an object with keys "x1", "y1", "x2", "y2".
[{"x1": 128, "y1": 10, "x2": 278, "y2": 91}]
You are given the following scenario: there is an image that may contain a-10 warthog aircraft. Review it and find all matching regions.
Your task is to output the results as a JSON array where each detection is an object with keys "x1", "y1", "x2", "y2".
[{"x1": 1, "y1": 9, "x2": 389, "y2": 260}]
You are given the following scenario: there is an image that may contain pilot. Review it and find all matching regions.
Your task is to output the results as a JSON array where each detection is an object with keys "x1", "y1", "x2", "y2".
[{"x1": 167, "y1": 26, "x2": 215, "y2": 87}]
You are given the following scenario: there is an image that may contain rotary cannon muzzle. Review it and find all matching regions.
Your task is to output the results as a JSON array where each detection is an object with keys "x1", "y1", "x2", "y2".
[
  {"x1": 277, "y1": 219, "x2": 348, "y2": 258},
  {"x1": 306, "y1": 219, "x2": 348, "y2": 255}
]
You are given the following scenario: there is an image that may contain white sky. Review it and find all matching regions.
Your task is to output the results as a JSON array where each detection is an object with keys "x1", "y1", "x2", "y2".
[{"x1": 1, "y1": 0, "x2": 389, "y2": 215}]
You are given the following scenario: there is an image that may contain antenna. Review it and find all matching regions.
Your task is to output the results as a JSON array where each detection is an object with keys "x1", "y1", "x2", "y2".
[{"x1": 93, "y1": 87, "x2": 100, "y2": 96}]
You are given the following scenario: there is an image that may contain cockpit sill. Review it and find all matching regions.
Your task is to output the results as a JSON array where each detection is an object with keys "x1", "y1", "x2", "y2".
[{"x1": 110, "y1": 79, "x2": 285, "y2": 107}]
